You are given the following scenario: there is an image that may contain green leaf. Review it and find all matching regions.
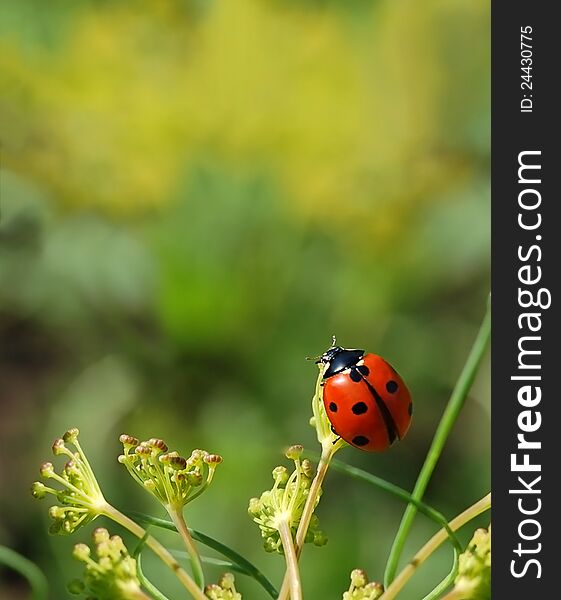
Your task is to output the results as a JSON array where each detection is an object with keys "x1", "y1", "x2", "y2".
[
  {"x1": 128, "y1": 512, "x2": 278, "y2": 599},
  {"x1": 307, "y1": 454, "x2": 462, "y2": 555}
]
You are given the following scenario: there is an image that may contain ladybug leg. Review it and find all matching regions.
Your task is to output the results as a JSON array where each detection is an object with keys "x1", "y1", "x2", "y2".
[{"x1": 330, "y1": 424, "x2": 342, "y2": 444}]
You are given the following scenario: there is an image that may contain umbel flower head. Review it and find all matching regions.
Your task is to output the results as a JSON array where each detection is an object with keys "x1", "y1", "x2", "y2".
[
  {"x1": 248, "y1": 445, "x2": 327, "y2": 553},
  {"x1": 342, "y1": 569, "x2": 384, "y2": 600},
  {"x1": 204, "y1": 573, "x2": 242, "y2": 600},
  {"x1": 31, "y1": 428, "x2": 107, "y2": 535},
  {"x1": 68, "y1": 528, "x2": 142, "y2": 600},
  {"x1": 450, "y1": 526, "x2": 491, "y2": 600},
  {"x1": 118, "y1": 434, "x2": 222, "y2": 510}
]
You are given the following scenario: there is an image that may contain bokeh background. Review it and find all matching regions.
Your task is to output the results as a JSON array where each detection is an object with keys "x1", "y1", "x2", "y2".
[{"x1": 0, "y1": 0, "x2": 490, "y2": 598}]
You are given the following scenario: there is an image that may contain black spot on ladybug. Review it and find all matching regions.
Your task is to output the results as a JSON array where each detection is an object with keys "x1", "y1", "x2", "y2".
[
  {"x1": 352, "y1": 435, "x2": 369, "y2": 447},
  {"x1": 408, "y1": 402, "x2": 413, "y2": 416},
  {"x1": 351, "y1": 402, "x2": 368, "y2": 415},
  {"x1": 329, "y1": 402, "x2": 338, "y2": 412},
  {"x1": 349, "y1": 369, "x2": 362, "y2": 383},
  {"x1": 357, "y1": 364, "x2": 370, "y2": 376},
  {"x1": 386, "y1": 380, "x2": 398, "y2": 394}
]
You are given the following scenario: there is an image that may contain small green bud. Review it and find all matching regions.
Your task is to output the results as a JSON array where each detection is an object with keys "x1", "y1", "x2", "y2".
[
  {"x1": 92, "y1": 527, "x2": 110, "y2": 545},
  {"x1": 143, "y1": 479, "x2": 156, "y2": 491},
  {"x1": 73, "y1": 543, "x2": 91, "y2": 561},
  {"x1": 248, "y1": 497, "x2": 261, "y2": 516},
  {"x1": 313, "y1": 530, "x2": 328, "y2": 547},
  {"x1": 67, "y1": 579, "x2": 85, "y2": 594},
  {"x1": 49, "y1": 506, "x2": 63, "y2": 519},
  {"x1": 343, "y1": 569, "x2": 383, "y2": 600},
  {"x1": 63, "y1": 428, "x2": 80, "y2": 444},
  {"x1": 285, "y1": 445, "x2": 303, "y2": 461},
  {"x1": 272, "y1": 466, "x2": 289, "y2": 485},
  {"x1": 204, "y1": 574, "x2": 242, "y2": 599},
  {"x1": 40, "y1": 462, "x2": 55, "y2": 478},
  {"x1": 31, "y1": 481, "x2": 48, "y2": 499},
  {"x1": 186, "y1": 470, "x2": 204, "y2": 486},
  {"x1": 52, "y1": 438, "x2": 66, "y2": 456},
  {"x1": 301, "y1": 459, "x2": 314, "y2": 479},
  {"x1": 219, "y1": 573, "x2": 235, "y2": 589},
  {"x1": 351, "y1": 569, "x2": 367, "y2": 588}
]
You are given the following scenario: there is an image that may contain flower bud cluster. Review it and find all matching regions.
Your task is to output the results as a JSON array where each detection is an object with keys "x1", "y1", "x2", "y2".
[
  {"x1": 68, "y1": 528, "x2": 142, "y2": 600},
  {"x1": 342, "y1": 569, "x2": 384, "y2": 600},
  {"x1": 204, "y1": 573, "x2": 242, "y2": 600},
  {"x1": 118, "y1": 434, "x2": 222, "y2": 509},
  {"x1": 248, "y1": 445, "x2": 327, "y2": 553},
  {"x1": 451, "y1": 526, "x2": 491, "y2": 600},
  {"x1": 31, "y1": 428, "x2": 106, "y2": 535}
]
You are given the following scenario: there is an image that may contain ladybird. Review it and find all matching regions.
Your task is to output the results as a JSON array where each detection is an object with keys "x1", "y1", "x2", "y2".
[{"x1": 316, "y1": 339, "x2": 412, "y2": 451}]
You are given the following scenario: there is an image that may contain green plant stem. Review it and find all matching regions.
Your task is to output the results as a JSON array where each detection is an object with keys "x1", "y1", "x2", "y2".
[
  {"x1": 167, "y1": 506, "x2": 205, "y2": 590},
  {"x1": 322, "y1": 457, "x2": 462, "y2": 554},
  {"x1": 102, "y1": 504, "x2": 206, "y2": 600},
  {"x1": 129, "y1": 511, "x2": 279, "y2": 599},
  {"x1": 295, "y1": 444, "x2": 333, "y2": 553},
  {"x1": 380, "y1": 493, "x2": 491, "y2": 600},
  {"x1": 0, "y1": 545, "x2": 48, "y2": 600},
  {"x1": 136, "y1": 553, "x2": 172, "y2": 600},
  {"x1": 421, "y1": 550, "x2": 459, "y2": 600},
  {"x1": 384, "y1": 300, "x2": 491, "y2": 587},
  {"x1": 277, "y1": 443, "x2": 334, "y2": 600},
  {"x1": 277, "y1": 519, "x2": 302, "y2": 600}
]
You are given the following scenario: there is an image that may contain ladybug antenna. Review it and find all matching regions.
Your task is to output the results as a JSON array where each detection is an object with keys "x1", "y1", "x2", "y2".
[{"x1": 306, "y1": 335, "x2": 338, "y2": 362}]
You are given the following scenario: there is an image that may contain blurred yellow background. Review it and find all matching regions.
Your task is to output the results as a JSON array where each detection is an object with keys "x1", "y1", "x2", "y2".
[{"x1": 0, "y1": 0, "x2": 489, "y2": 598}]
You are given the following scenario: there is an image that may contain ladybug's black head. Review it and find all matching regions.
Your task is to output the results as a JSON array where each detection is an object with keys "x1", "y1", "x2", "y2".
[{"x1": 316, "y1": 341, "x2": 365, "y2": 379}]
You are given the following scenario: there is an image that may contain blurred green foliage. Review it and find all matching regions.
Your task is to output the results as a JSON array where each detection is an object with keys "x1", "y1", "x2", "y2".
[{"x1": 0, "y1": 0, "x2": 489, "y2": 598}]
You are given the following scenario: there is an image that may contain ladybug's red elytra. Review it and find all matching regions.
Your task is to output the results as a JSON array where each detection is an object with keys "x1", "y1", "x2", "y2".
[{"x1": 316, "y1": 340, "x2": 412, "y2": 452}]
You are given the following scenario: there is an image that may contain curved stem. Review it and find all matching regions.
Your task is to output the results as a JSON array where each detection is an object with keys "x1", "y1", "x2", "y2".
[
  {"x1": 0, "y1": 545, "x2": 48, "y2": 600},
  {"x1": 278, "y1": 444, "x2": 333, "y2": 600},
  {"x1": 421, "y1": 549, "x2": 459, "y2": 600},
  {"x1": 277, "y1": 519, "x2": 302, "y2": 600},
  {"x1": 380, "y1": 493, "x2": 491, "y2": 600},
  {"x1": 136, "y1": 553, "x2": 172, "y2": 600},
  {"x1": 128, "y1": 511, "x2": 279, "y2": 599},
  {"x1": 384, "y1": 300, "x2": 491, "y2": 587},
  {"x1": 326, "y1": 457, "x2": 462, "y2": 554},
  {"x1": 295, "y1": 445, "x2": 332, "y2": 553},
  {"x1": 102, "y1": 504, "x2": 206, "y2": 600},
  {"x1": 166, "y1": 507, "x2": 205, "y2": 590}
]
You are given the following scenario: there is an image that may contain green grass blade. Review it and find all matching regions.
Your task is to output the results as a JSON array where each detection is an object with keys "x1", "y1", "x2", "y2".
[
  {"x1": 173, "y1": 551, "x2": 249, "y2": 574},
  {"x1": 384, "y1": 299, "x2": 491, "y2": 587},
  {"x1": 421, "y1": 549, "x2": 459, "y2": 600},
  {"x1": 322, "y1": 457, "x2": 462, "y2": 554},
  {"x1": 0, "y1": 545, "x2": 48, "y2": 600},
  {"x1": 136, "y1": 552, "x2": 172, "y2": 600},
  {"x1": 128, "y1": 511, "x2": 279, "y2": 599}
]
